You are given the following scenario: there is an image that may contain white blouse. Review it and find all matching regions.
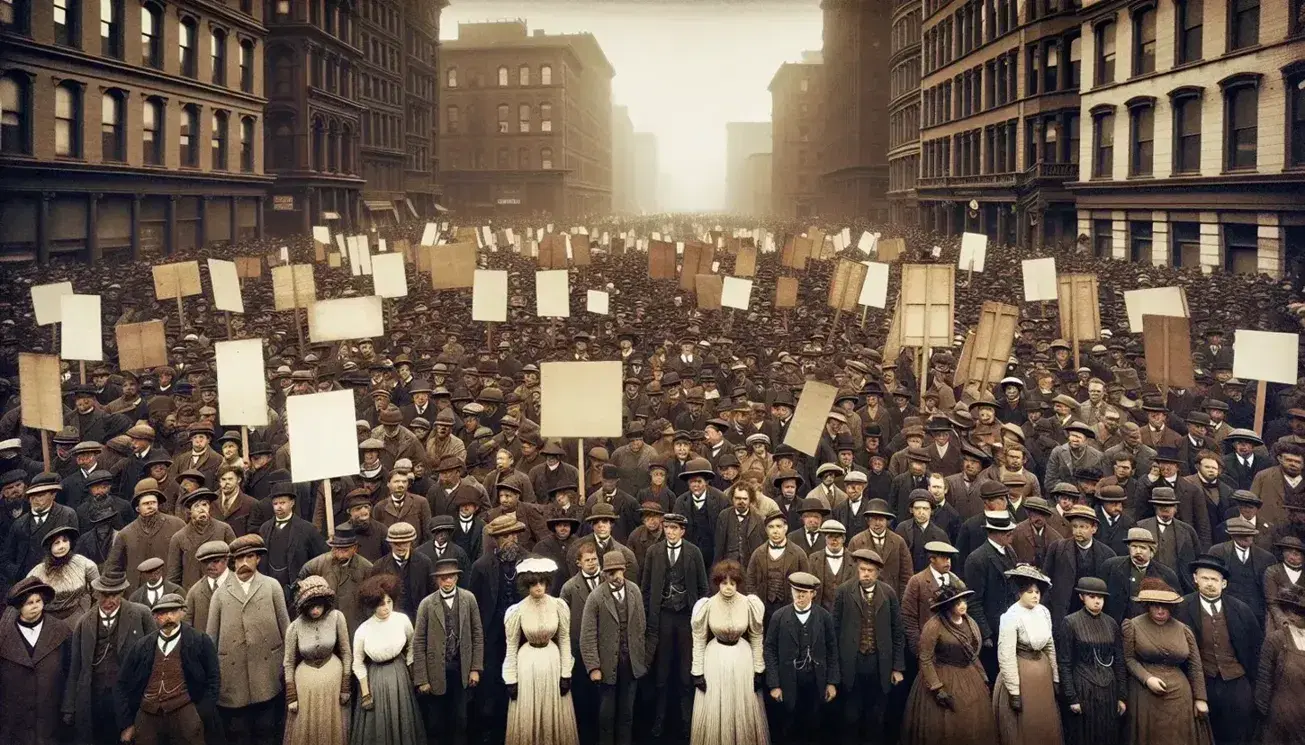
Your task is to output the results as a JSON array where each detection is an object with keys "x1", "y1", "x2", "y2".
[
  {"x1": 351, "y1": 612, "x2": 414, "y2": 681},
  {"x1": 996, "y1": 602, "x2": 1058, "y2": 696}
]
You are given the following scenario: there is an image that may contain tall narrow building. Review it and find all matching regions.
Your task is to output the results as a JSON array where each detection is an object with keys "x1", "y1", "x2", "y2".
[
  {"x1": 611, "y1": 104, "x2": 636, "y2": 213},
  {"x1": 725, "y1": 121, "x2": 771, "y2": 215},
  {"x1": 888, "y1": 0, "x2": 922, "y2": 226},
  {"x1": 633, "y1": 132, "x2": 659, "y2": 213},
  {"x1": 768, "y1": 52, "x2": 823, "y2": 219}
]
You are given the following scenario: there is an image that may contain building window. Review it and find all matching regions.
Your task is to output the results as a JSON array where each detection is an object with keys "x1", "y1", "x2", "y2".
[
  {"x1": 101, "y1": 91, "x2": 124, "y2": 162},
  {"x1": 497, "y1": 66, "x2": 508, "y2": 86},
  {"x1": 541, "y1": 65, "x2": 552, "y2": 85},
  {"x1": 800, "y1": 78, "x2": 809, "y2": 92},
  {"x1": 180, "y1": 105, "x2": 198, "y2": 167},
  {"x1": 1133, "y1": 7, "x2": 1156, "y2": 75},
  {"x1": 1044, "y1": 42, "x2": 1059, "y2": 92},
  {"x1": 270, "y1": 47, "x2": 294, "y2": 96},
  {"x1": 541, "y1": 147, "x2": 553, "y2": 169},
  {"x1": 518, "y1": 104, "x2": 530, "y2": 133},
  {"x1": 100, "y1": 0, "x2": 122, "y2": 58},
  {"x1": 142, "y1": 97, "x2": 162, "y2": 165},
  {"x1": 180, "y1": 17, "x2": 197, "y2": 77},
  {"x1": 54, "y1": 83, "x2": 81, "y2": 158},
  {"x1": 1067, "y1": 112, "x2": 1080, "y2": 164},
  {"x1": 446, "y1": 68, "x2": 457, "y2": 87},
  {"x1": 275, "y1": 0, "x2": 289, "y2": 16},
  {"x1": 1176, "y1": 0, "x2": 1203, "y2": 63},
  {"x1": 141, "y1": 3, "x2": 162, "y2": 67},
  {"x1": 497, "y1": 104, "x2": 509, "y2": 133},
  {"x1": 54, "y1": 0, "x2": 78, "y2": 47},
  {"x1": 1128, "y1": 102, "x2": 1154, "y2": 176},
  {"x1": 519, "y1": 65, "x2": 530, "y2": 85},
  {"x1": 1068, "y1": 36, "x2": 1081, "y2": 88},
  {"x1": 0, "y1": 0, "x2": 26, "y2": 30},
  {"x1": 540, "y1": 103, "x2": 552, "y2": 132},
  {"x1": 518, "y1": 147, "x2": 529, "y2": 169},
  {"x1": 447, "y1": 105, "x2": 459, "y2": 134},
  {"x1": 1092, "y1": 110, "x2": 1114, "y2": 178},
  {"x1": 239, "y1": 40, "x2": 254, "y2": 92},
  {"x1": 1093, "y1": 219, "x2": 1113, "y2": 257},
  {"x1": 1129, "y1": 220, "x2": 1152, "y2": 262},
  {"x1": 0, "y1": 74, "x2": 30, "y2": 155},
  {"x1": 1172, "y1": 221, "x2": 1201, "y2": 267},
  {"x1": 1291, "y1": 72, "x2": 1305, "y2": 167},
  {"x1": 1229, "y1": 0, "x2": 1259, "y2": 51},
  {"x1": 1223, "y1": 79, "x2": 1258, "y2": 170},
  {"x1": 1224, "y1": 223, "x2": 1258, "y2": 272},
  {"x1": 211, "y1": 29, "x2": 227, "y2": 86},
  {"x1": 497, "y1": 147, "x2": 509, "y2": 168},
  {"x1": 1171, "y1": 91, "x2": 1202, "y2": 173},
  {"x1": 1095, "y1": 22, "x2": 1115, "y2": 85},
  {"x1": 212, "y1": 111, "x2": 228, "y2": 170}
]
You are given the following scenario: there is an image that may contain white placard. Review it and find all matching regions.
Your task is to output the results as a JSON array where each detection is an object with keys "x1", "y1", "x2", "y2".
[
  {"x1": 959, "y1": 232, "x2": 988, "y2": 272},
  {"x1": 675, "y1": 241, "x2": 684, "y2": 255},
  {"x1": 335, "y1": 235, "x2": 346, "y2": 254},
  {"x1": 356, "y1": 235, "x2": 372, "y2": 275},
  {"x1": 711, "y1": 261, "x2": 721, "y2": 273},
  {"x1": 859, "y1": 261, "x2": 890, "y2": 308},
  {"x1": 279, "y1": 246, "x2": 290, "y2": 264},
  {"x1": 834, "y1": 234, "x2": 846, "y2": 252},
  {"x1": 30, "y1": 282, "x2": 74, "y2": 326},
  {"x1": 59, "y1": 294, "x2": 102, "y2": 361},
  {"x1": 930, "y1": 246, "x2": 942, "y2": 258},
  {"x1": 346, "y1": 236, "x2": 363, "y2": 276},
  {"x1": 287, "y1": 390, "x2": 360, "y2": 483},
  {"x1": 857, "y1": 232, "x2": 878, "y2": 255},
  {"x1": 207, "y1": 259, "x2": 244, "y2": 313},
  {"x1": 371, "y1": 253, "x2": 408, "y2": 298},
  {"x1": 308, "y1": 296, "x2": 384, "y2": 342},
  {"x1": 506, "y1": 228, "x2": 515, "y2": 244},
  {"x1": 312, "y1": 226, "x2": 331, "y2": 245},
  {"x1": 1123, "y1": 286, "x2": 1188, "y2": 330},
  {"x1": 420, "y1": 223, "x2": 438, "y2": 246},
  {"x1": 215, "y1": 339, "x2": 268, "y2": 426},
  {"x1": 540, "y1": 361, "x2": 623, "y2": 438},
  {"x1": 378, "y1": 238, "x2": 387, "y2": 253},
  {"x1": 1021, "y1": 257, "x2": 1059, "y2": 301},
  {"x1": 564, "y1": 233, "x2": 574, "y2": 260},
  {"x1": 721, "y1": 277, "x2": 753, "y2": 310},
  {"x1": 536, "y1": 269, "x2": 570, "y2": 318},
  {"x1": 586, "y1": 289, "x2": 610, "y2": 315},
  {"x1": 841, "y1": 227, "x2": 851, "y2": 245},
  {"x1": 1233, "y1": 330, "x2": 1299, "y2": 384},
  {"x1": 472, "y1": 270, "x2": 508, "y2": 323}
]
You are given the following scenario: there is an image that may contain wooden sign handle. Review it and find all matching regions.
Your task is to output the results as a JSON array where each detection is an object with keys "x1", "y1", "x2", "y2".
[
  {"x1": 41, "y1": 430, "x2": 51, "y2": 472},
  {"x1": 323, "y1": 478, "x2": 335, "y2": 539},
  {"x1": 577, "y1": 438, "x2": 585, "y2": 497},
  {"x1": 1254, "y1": 380, "x2": 1268, "y2": 436}
]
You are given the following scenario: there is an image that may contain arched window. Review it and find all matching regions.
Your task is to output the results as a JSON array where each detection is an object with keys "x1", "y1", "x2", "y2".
[
  {"x1": 541, "y1": 146, "x2": 553, "y2": 169},
  {"x1": 497, "y1": 66, "x2": 508, "y2": 86},
  {"x1": 0, "y1": 74, "x2": 30, "y2": 154},
  {"x1": 141, "y1": 3, "x2": 161, "y2": 67},
  {"x1": 518, "y1": 103, "x2": 531, "y2": 133},
  {"x1": 311, "y1": 118, "x2": 324, "y2": 170},
  {"x1": 100, "y1": 90, "x2": 124, "y2": 161},
  {"x1": 179, "y1": 104, "x2": 198, "y2": 166},
  {"x1": 240, "y1": 116, "x2": 254, "y2": 172},
  {"x1": 497, "y1": 104, "x2": 509, "y2": 133},
  {"x1": 100, "y1": 0, "x2": 122, "y2": 58},
  {"x1": 540, "y1": 102, "x2": 552, "y2": 132},
  {"x1": 446, "y1": 67, "x2": 457, "y2": 87},
  {"x1": 341, "y1": 124, "x2": 353, "y2": 172},
  {"x1": 446, "y1": 105, "x2": 459, "y2": 134},
  {"x1": 270, "y1": 47, "x2": 295, "y2": 96},
  {"x1": 54, "y1": 82, "x2": 81, "y2": 157},
  {"x1": 179, "y1": 17, "x2": 198, "y2": 77},
  {"x1": 519, "y1": 65, "x2": 530, "y2": 86},
  {"x1": 142, "y1": 97, "x2": 163, "y2": 165},
  {"x1": 497, "y1": 147, "x2": 509, "y2": 169},
  {"x1": 212, "y1": 110, "x2": 228, "y2": 169},
  {"x1": 239, "y1": 39, "x2": 254, "y2": 92},
  {"x1": 211, "y1": 28, "x2": 227, "y2": 85},
  {"x1": 540, "y1": 65, "x2": 552, "y2": 85}
]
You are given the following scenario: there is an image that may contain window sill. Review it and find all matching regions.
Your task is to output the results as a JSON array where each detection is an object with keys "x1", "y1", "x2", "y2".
[
  {"x1": 1221, "y1": 167, "x2": 1259, "y2": 175},
  {"x1": 1127, "y1": 173, "x2": 1155, "y2": 179}
]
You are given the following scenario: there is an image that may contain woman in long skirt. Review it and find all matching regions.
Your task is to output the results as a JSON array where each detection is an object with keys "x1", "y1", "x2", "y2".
[
  {"x1": 0, "y1": 578, "x2": 72, "y2": 745},
  {"x1": 1256, "y1": 585, "x2": 1305, "y2": 745},
  {"x1": 1056, "y1": 577, "x2": 1126, "y2": 745},
  {"x1": 902, "y1": 584, "x2": 996, "y2": 745},
  {"x1": 284, "y1": 575, "x2": 351, "y2": 745},
  {"x1": 993, "y1": 564, "x2": 1062, "y2": 745},
  {"x1": 503, "y1": 556, "x2": 579, "y2": 745},
  {"x1": 1122, "y1": 578, "x2": 1210, "y2": 745},
  {"x1": 690, "y1": 559, "x2": 769, "y2": 745},
  {"x1": 350, "y1": 573, "x2": 425, "y2": 745}
]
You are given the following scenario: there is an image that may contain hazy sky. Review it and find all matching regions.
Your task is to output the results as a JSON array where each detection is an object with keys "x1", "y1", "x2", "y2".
[{"x1": 439, "y1": 0, "x2": 824, "y2": 212}]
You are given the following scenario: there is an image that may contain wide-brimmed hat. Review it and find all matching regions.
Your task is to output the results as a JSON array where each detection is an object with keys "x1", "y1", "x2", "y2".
[
  {"x1": 863, "y1": 498, "x2": 896, "y2": 520},
  {"x1": 1064, "y1": 421, "x2": 1095, "y2": 439},
  {"x1": 42, "y1": 524, "x2": 79, "y2": 546},
  {"x1": 1224, "y1": 428, "x2": 1263, "y2": 446},
  {"x1": 983, "y1": 510, "x2": 1017, "y2": 532},
  {"x1": 798, "y1": 496, "x2": 832, "y2": 515},
  {"x1": 929, "y1": 584, "x2": 975, "y2": 611},
  {"x1": 678, "y1": 458, "x2": 716, "y2": 481},
  {"x1": 1276, "y1": 585, "x2": 1305, "y2": 612},
  {"x1": 1133, "y1": 578, "x2": 1182, "y2": 604},
  {"x1": 1004, "y1": 564, "x2": 1052, "y2": 587},
  {"x1": 151, "y1": 593, "x2": 186, "y2": 613},
  {"x1": 486, "y1": 514, "x2": 527, "y2": 536},
  {"x1": 181, "y1": 488, "x2": 218, "y2": 509},
  {"x1": 770, "y1": 469, "x2": 805, "y2": 489},
  {"x1": 1275, "y1": 535, "x2": 1305, "y2": 552},
  {"x1": 6, "y1": 577, "x2": 55, "y2": 608},
  {"x1": 91, "y1": 571, "x2": 131, "y2": 594},
  {"x1": 433, "y1": 558, "x2": 462, "y2": 577},
  {"x1": 25, "y1": 472, "x2": 63, "y2": 495},
  {"x1": 1148, "y1": 487, "x2": 1179, "y2": 506},
  {"x1": 587, "y1": 503, "x2": 620, "y2": 523},
  {"x1": 175, "y1": 469, "x2": 209, "y2": 487}
]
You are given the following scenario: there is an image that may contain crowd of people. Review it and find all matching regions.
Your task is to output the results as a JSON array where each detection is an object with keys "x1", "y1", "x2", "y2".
[{"x1": 0, "y1": 212, "x2": 1304, "y2": 745}]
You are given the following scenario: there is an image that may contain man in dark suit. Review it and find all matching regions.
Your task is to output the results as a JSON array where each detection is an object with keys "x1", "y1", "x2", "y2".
[
  {"x1": 2, "y1": 473, "x2": 79, "y2": 584},
  {"x1": 1101, "y1": 527, "x2": 1181, "y2": 622},
  {"x1": 417, "y1": 515, "x2": 472, "y2": 580},
  {"x1": 1138, "y1": 487, "x2": 1200, "y2": 591},
  {"x1": 580, "y1": 551, "x2": 647, "y2": 745},
  {"x1": 895, "y1": 490, "x2": 948, "y2": 572},
  {"x1": 1222, "y1": 429, "x2": 1270, "y2": 490},
  {"x1": 368, "y1": 521, "x2": 436, "y2": 620},
  {"x1": 467, "y1": 514, "x2": 526, "y2": 744},
  {"x1": 763, "y1": 571, "x2": 840, "y2": 745},
  {"x1": 1213, "y1": 490, "x2": 1275, "y2": 552},
  {"x1": 1207, "y1": 516, "x2": 1275, "y2": 627},
  {"x1": 1176, "y1": 554, "x2": 1262, "y2": 745},
  {"x1": 714, "y1": 488, "x2": 766, "y2": 563},
  {"x1": 1094, "y1": 484, "x2": 1136, "y2": 556},
  {"x1": 955, "y1": 480, "x2": 1014, "y2": 567},
  {"x1": 412, "y1": 558, "x2": 484, "y2": 745},
  {"x1": 889, "y1": 448, "x2": 932, "y2": 521},
  {"x1": 963, "y1": 509, "x2": 1018, "y2": 679},
  {"x1": 1176, "y1": 455, "x2": 1229, "y2": 551},
  {"x1": 1042, "y1": 505, "x2": 1116, "y2": 623},
  {"x1": 672, "y1": 458, "x2": 726, "y2": 567},
  {"x1": 639, "y1": 512, "x2": 707, "y2": 740},
  {"x1": 561, "y1": 542, "x2": 602, "y2": 745},
  {"x1": 449, "y1": 485, "x2": 485, "y2": 561},
  {"x1": 833, "y1": 548, "x2": 904, "y2": 742}
]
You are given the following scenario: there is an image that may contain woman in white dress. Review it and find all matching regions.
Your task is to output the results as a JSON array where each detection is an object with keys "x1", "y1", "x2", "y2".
[
  {"x1": 503, "y1": 556, "x2": 579, "y2": 745},
  {"x1": 993, "y1": 564, "x2": 1062, "y2": 745},
  {"x1": 690, "y1": 558, "x2": 770, "y2": 745}
]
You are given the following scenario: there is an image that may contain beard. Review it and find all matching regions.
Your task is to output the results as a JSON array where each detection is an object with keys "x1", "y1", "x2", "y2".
[{"x1": 495, "y1": 542, "x2": 523, "y2": 564}]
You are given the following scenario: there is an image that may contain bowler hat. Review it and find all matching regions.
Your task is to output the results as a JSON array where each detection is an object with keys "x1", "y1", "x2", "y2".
[
  {"x1": 1074, "y1": 577, "x2": 1110, "y2": 596},
  {"x1": 327, "y1": 524, "x2": 360, "y2": 547},
  {"x1": 91, "y1": 571, "x2": 131, "y2": 594}
]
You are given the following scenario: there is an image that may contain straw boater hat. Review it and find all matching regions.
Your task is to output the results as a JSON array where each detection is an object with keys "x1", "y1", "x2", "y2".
[{"x1": 1132, "y1": 577, "x2": 1182, "y2": 605}]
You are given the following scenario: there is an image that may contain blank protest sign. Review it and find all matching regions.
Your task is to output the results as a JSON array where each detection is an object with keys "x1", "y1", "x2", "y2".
[
  {"x1": 784, "y1": 381, "x2": 839, "y2": 457},
  {"x1": 287, "y1": 390, "x2": 360, "y2": 482},
  {"x1": 587, "y1": 290, "x2": 610, "y2": 315},
  {"x1": 721, "y1": 277, "x2": 753, "y2": 310},
  {"x1": 1234, "y1": 330, "x2": 1299, "y2": 384},
  {"x1": 472, "y1": 270, "x2": 508, "y2": 323},
  {"x1": 959, "y1": 232, "x2": 987, "y2": 272},
  {"x1": 371, "y1": 253, "x2": 408, "y2": 298},
  {"x1": 1021, "y1": 257, "x2": 1058, "y2": 301},
  {"x1": 536, "y1": 269, "x2": 571, "y2": 317},
  {"x1": 215, "y1": 339, "x2": 269, "y2": 427},
  {"x1": 60, "y1": 294, "x2": 102, "y2": 361},
  {"x1": 1123, "y1": 286, "x2": 1188, "y2": 331},
  {"x1": 308, "y1": 296, "x2": 384, "y2": 342},
  {"x1": 208, "y1": 259, "x2": 244, "y2": 313},
  {"x1": 540, "y1": 361, "x2": 623, "y2": 439},
  {"x1": 30, "y1": 282, "x2": 74, "y2": 325},
  {"x1": 859, "y1": 261, "x2": 890, "y2": 308}
]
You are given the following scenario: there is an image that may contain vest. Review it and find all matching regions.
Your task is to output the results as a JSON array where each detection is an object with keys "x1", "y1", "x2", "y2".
[
  {"x1": 1199, "y1": 606, "x2": 1245, "y2": 681},
  {"x1": 266, "y1": 521, "x2": 293, "y2": 582},
  {"x1": 1225, "y1": 551, "x2": 1259, "y2": 608},
  {"x1": 92, "y1": 618, "x2": 122, "y2": 690},
  {"x1": 794, "y1": 613, "x2": 815, "y2": 674},
  {"x1": 1155, "y1": 524, "x2": 1178, "y2": 568},
  {"x1": 664, "y1": 551, "x2": 688, "y2": 612},
  {"x1": 764, "y1": 552, "x2": 788, "y2": 603},
  {"x1": 443, "y1": 594, "x2": 461, "y2": 669},
  {"x1": 858, "y1": 592, "x2": 878, "y2": 654},
  {"x1": 141, "y1": 644, "x2": 192, "y2": 714},
  {"x1": 615, "y1": 591, "x2": 630, "y2": 660}
]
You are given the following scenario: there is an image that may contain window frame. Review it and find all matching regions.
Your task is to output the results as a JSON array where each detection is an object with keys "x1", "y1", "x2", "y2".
[
  {"x1": 179, "y1": 17, "x2": 199, "y2": 78},
  {"x1": 179, "y1": 104, "x2": 199, "y2": 168},
  {"x1": 1094, "y1": 20, "x2": 1116, "y2": 86},
  {"x1": 1286, "y1": 63, "x2": 1305, "y2": 168},
  {"x1": 1168, "y1": 86, "x2": 1203, "y2": 174},
  {"x1": 1228, "y1": 0, "x2": 1259, "y2": 52},
  {"x1": 1090, "y1": 105, "x2": 1115, "y2": 179},
  {"x1": 100, "y1": 0, "x2": 122, "y2": 58},
  {"x1": 100, "y1": 89, "x2": 125, "y2": 162},
  {"x1": 0, "y1": 73, "x2": 32, "y2": 155},
  {"x1": 1132, "y1": 4, "x2": 1157, "y2": 77},
  {"x1": 211, "y1": 110, "x2": 228, "y2": 170},
  {"x1": 141, "y1": 3, "x2": 162, "y2": 68},
  {"x1": 142, "y1": 96, "x2": 163, "y2": 166},
  {"x1": 518, "y1": 103, "x2": 530, "y2": 133},
  {"x1": 541, "y1": 65, "x2": 552, "y2": 85},
  {"x1": 54, "y1": 82, "x2": 82, "y2": 158},
  {"x1": 541, "y1": 146, "x2": 553, "y2": 169},
  {"x1": 519, "y1": 65, "x2": 530, "y2": 86},
  {"x1": 54, "y1": 0, "x2": 80, "y2": 48},
  {"x1": 1126, "y1": 96, "x2": 1155, "y2": 177},
  {"x1": 1175, "y1": 0, "x2": 1203, "y2": 64},
  {"x1": 446, "y1": 67, "x2": 457, "y2": 88},
  {"x1": 1220, "y1": 73, "x2": 1261, "y2": 172},
  {"x1": 497, "y1": 66, "x2": 509, "y2": 87},
  {"x1": 211, "y1": 28, "x2": 228, "y2": 86},
  {"x1": 1129, "y1": 219, "x2": 1153, "y2": 263}
]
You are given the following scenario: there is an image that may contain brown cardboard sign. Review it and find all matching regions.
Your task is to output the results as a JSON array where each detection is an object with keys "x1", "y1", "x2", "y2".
[
  {"x1": 116, "y1": 320, "x2": 169, "y2": 371},
  {"x1": 827, "y1": 259, "x2": 869, "y2": 312},
  {"x1": 957, "y1": 301, "x2": 1019, "y2": 390},
  {"x1": 781, "y1": 235, "x2": 813, "y2": 270},
  {"x1": 883, "y1": 297, "x2": 903, "y2": 364},
  {"x1": 1142, "y1": 314, "x2": 1196, "y2": 389},
  {"x1": 774, "y1": 276, "x2": 799, "y2": 309},
  {"x1": 572, "y1": 237, "x2": 592, "y2": 267},
  {"x1": 152, "y1": 261, "x2": 203, "y2": 300},
  {"x1": 695, "y1": 275, "x2": 723, "y2": 310},
  {"x1": 1057, "y1": 273, "x2": 1101, "y2": 342},
  {"x1": 431, "y1": 242, "x2": 476, "y2": 290},
  {"x1": 734, "y1": 246, "x2": 757, "y2": 277},
  {"x1": 272, "y1": 264, "x2": 318, "y2": 311},
  {"x1": 19, "y1": 353, "x2": 64, "y2": 432},
  {"x1": 899, "y1": 264, "x2": 955, "y2": 348},
  {"x1": 234, "y1": 256, "x2": 263, "y2": 279},
  {"x1": 649, "y1": 240, "x2": 677, "y2": 280},
  {"x1": 878, "y1": 238, "x2": 905, "y2": 263},
  {"x1": 328, "y1": 253, "x2": 343, "y2": 268}
]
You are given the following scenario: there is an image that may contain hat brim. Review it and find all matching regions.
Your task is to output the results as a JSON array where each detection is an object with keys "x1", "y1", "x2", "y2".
[{"x1": 929, "y1": 588, "x2": 975, "y2": 610}]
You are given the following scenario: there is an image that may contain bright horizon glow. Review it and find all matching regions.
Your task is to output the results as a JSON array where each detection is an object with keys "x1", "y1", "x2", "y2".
[{"x1": 438, "y1": 0, "x2": 823, "y2": 212}]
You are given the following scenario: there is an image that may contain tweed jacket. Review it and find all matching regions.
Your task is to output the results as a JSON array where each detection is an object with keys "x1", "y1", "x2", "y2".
[
  {"x1": 832, "y1": 579, "x2": 904, "y2": 693},
  {"x1": 809, "y1": 548, "x2": 858, "y2": 612},
  {"x1": 901, "y1": 567, "x2": 963, "y2": 655},
  {"x1": 847, "y1": 528, "x2": 914, "y2": 599},
  {"x1": 165, "y1": 518, "x2": 237, "y2": 590},
  {"x1": 412, "y1": 587, "x2": 485, "y2": 695},
  {"x1": 184, "y1": 571, "x2": 228, "y2": 634},
  {"x1": 206, "y1": 571, "x2": 291, "y2": 708},
  {"x1": 106, "y1": 513, "x2": 187, "y2": 590},
  {"x1": 580, "y1": 581, "x2": 649, "y2": 681},
  {"x1": 63, "y1": 599, "x2": 156, "y2": 734}
]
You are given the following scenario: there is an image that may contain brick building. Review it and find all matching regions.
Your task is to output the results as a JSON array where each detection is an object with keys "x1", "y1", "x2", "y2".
[
  {"x1": 916, "y1": 0, "x2": 1081, "y2": 248},
  {"x1": 818, "y1": 0, "x2": 892, "y2": 222},
  {"x1": 438, "y1": 20, "x2": 614, "y2": 218},
  {"x1": 0, "y1": 0, "x2": 272, "y2": 262},
  {"x1": 1070, "y1": 0, "x2": 1305, "y2": 277},
  {"x1": 888, "y1": 0, "x2": 922, "y2": 226},
  {"x1": 768, "y1": 53, "x2": 822, "y2": 220}
]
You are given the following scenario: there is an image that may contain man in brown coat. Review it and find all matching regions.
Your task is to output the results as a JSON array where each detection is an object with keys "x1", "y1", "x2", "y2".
[
  {"x1": 184, "y1": 540, "x2": 232, "y2": 633},
  {"x1": 1010, "y1": 497, "x2": 1063, "y2": 567},
  {"x1": 214, "y1": 464, "x2": 259, "y2": 537},
  {"x1": 166, "y1": 489, "x2": 237, "y2": 590},
  {"x1": 207, "y1": 534, "x2": 290, "y2": 745},
  {"x1": 373, "y1": 470, "x2": 434, "y2": 543},
  {"x1": 714, "y1": 487, "x2": 767, "y2": 564},
  {"x1": 106, "y1": 478, "x2": 186, "y2": 590},
  {"x1": 164, "y1": 423, "x2": 223, "y2": 491},
  {"x1": 809, "y1": 519, "x2": 856, "y2": 611},
  {"x1": 412, "y1": 558, "x2": 484, "y2": 745},
  {"x1": 847, "y1": 499, "x2": 914, "y2": 599},
  {"x1": 745, "y1": 511, "x2": 810, "y2": 623},
  {"x1": 901, "y1": 541, "x2": 963, "y2": 656},
  {"x1": 1251, "y1": 442, "x2": 1305, "y2": 531},
  {"x1": 298, "y1": 523, "x2": 374, "y2": 635}
]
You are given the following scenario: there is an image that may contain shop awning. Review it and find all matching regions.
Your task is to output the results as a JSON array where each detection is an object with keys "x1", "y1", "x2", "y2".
[
  {"x1": 405, "y1": 199, "x2": 419, "y2": 218},
  {"x1": 433, "y1": 203, "x2": 449, "y2": 213},
  {"x1": 364, "y1": 200, "x2": 395, "y2": 212}
]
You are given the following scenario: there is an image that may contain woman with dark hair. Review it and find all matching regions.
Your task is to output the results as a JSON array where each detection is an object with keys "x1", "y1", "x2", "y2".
[
  {"x1": 992, "y1": 564, "x2": 1061, "y2": 745},
  {"x1": 690, "y1": 558, "x2": 769, "y2": 745},
  {"x1": 26, "y1": 524, "x2": 99, "y2": 621},
  {"x1": 0, "y1": 577, "x2": 72, "y2": 745},
  {"x1": 284, "y1": 575, "x2": 352, "y2": 745},
  {"x1": 350, "y1": 573, "x2": 425, "y2": 745},
  {"x1": 1122, "y1": 578, "x2": 1209, "y2": 745},
  {"x1": 503, "y1": 556, "x2": 578, "y2": 745},
  {"x1": 902, "y1": 583, "x2": 995, "y2": 745},
  {"x1": 1256, "y1": 585, "x2": 1305, "y2": 744}
]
